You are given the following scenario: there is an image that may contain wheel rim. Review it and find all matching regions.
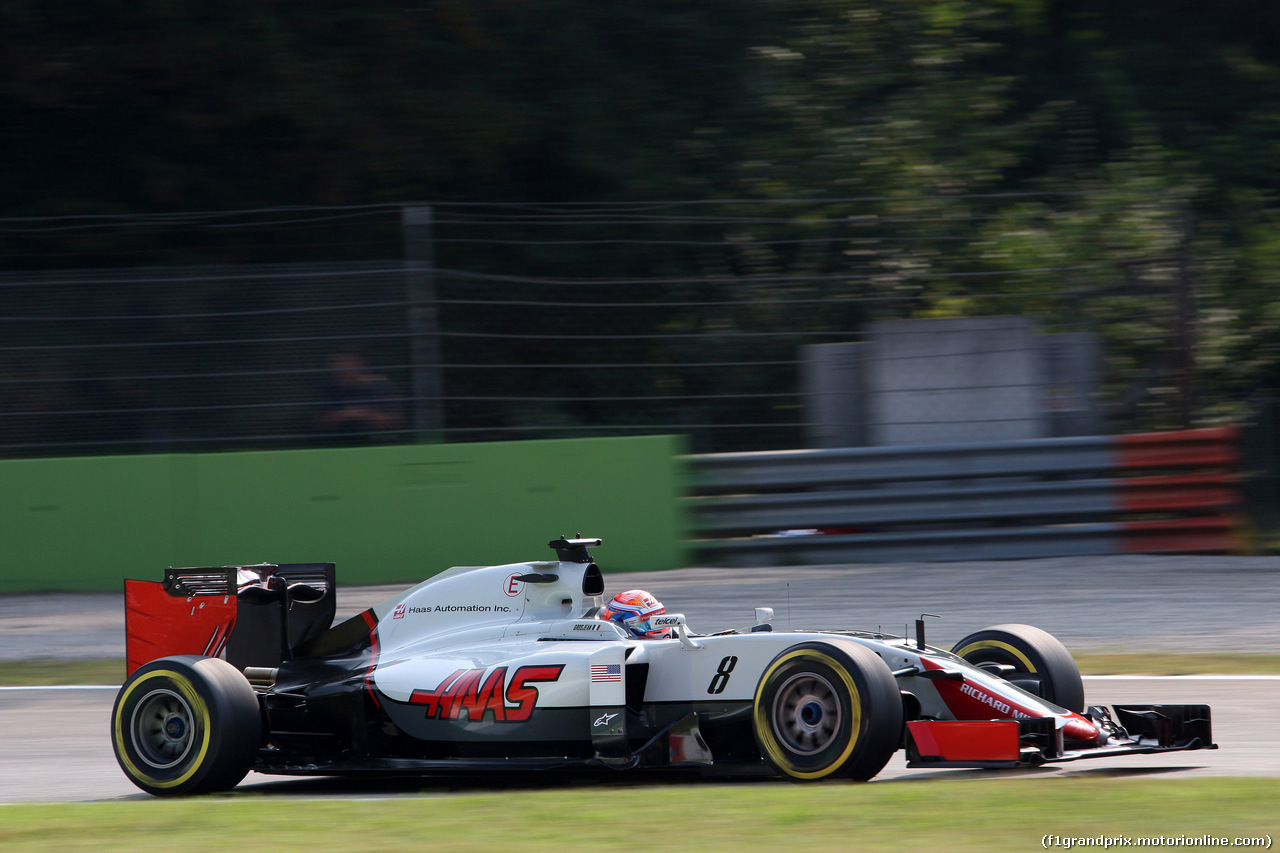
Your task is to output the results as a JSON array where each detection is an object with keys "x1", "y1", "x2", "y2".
[
  {"x1": 130, "y1": 687, "x2": 196, "y2": 770},
  {"x1": 771, "y1": 672, "x2": 842, "y2": 755}
]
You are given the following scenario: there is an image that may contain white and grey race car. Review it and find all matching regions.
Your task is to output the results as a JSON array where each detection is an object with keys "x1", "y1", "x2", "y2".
[{"x1": 112, "y1": 537, "x2": 1214, "y2": 796}]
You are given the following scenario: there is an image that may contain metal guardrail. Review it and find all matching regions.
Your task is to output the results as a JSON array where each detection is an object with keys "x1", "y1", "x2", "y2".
[{"x1": 686, "y1": 427, "x2": 1243, "y2": 565}]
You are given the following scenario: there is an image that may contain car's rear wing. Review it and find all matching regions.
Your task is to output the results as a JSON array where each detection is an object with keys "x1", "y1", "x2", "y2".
[{"x1": 125, "y1": 562, "x2": 336, "y2": 676}]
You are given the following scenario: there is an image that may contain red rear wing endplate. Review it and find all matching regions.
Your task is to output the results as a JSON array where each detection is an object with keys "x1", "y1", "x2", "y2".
[{"x1": 124, "y1": 579, "x2": 237, "y2": 676}]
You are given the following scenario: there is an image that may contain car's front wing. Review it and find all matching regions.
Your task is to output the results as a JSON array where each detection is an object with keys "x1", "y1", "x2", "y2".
[{"x1": 905, "y1": 703, "x2": 1216, "y2": 769}]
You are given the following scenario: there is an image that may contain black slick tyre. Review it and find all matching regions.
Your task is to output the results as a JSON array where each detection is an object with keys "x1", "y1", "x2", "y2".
[
  {"x1": 111, "y1": 655, "x2": 261, "y2": 796},
  {"x1": 752, "y1": 641, "x2": 903, "y2": 781},
  {"x1": 951, "y1": 623, "x2": 1085, "y2": 713}
]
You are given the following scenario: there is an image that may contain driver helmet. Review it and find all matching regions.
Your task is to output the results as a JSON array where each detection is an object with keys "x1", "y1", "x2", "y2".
[{"x1": 599, "y1": 589, "x2": 671, "y2": 639}]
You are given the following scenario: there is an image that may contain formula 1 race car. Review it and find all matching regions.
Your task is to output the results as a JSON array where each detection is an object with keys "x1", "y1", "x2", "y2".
[{"x1": 111, "y1": 537, "x2": 1215, "y2": 796}]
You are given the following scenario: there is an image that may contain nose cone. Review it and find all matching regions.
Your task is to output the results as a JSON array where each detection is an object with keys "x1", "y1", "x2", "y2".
[{"x1": 1063, "y1": 712, "x2": 1100, "y2": 743}]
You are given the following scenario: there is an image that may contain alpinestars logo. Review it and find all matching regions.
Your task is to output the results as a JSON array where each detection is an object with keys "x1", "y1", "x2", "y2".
[{"x1": 409, "y1": 665, "x2": 564, "y2": 723}]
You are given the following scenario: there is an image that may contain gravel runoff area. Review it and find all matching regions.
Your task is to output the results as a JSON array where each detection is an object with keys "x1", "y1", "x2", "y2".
[{"x1": 2, "y1": 555, "x2": 1277, "y2": 662}]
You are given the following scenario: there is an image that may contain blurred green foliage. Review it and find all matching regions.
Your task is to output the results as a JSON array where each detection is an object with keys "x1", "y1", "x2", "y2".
[{"x1": 4, "y1": 1, "x2": 1280, "y2": 443}]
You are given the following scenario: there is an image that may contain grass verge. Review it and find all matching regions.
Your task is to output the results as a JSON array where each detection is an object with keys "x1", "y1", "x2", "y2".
[
  {"x1": 0, "y1": 777, "x2": 1275, "y2": 852},
  {"x1": 0, "y1": 659, "x2": 126, "y2": 686},
  {"x1": 1072, "y1": 652, "x2": 1280, "y2": 676}
]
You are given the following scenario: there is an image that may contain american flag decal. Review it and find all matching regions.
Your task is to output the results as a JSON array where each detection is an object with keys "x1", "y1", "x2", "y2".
[{"x1": 591, "y1": 663, "x2": 622, "y2": 683}]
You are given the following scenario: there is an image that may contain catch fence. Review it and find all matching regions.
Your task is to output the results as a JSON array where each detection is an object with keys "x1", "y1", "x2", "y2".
[{"x1": 0, "y1": 200, "x2": 1204, "y2": 457}]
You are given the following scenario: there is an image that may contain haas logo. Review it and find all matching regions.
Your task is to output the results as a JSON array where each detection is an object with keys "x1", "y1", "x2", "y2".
[{"x1": 409, "y1": 665, "x2": 563, "y2": 723}]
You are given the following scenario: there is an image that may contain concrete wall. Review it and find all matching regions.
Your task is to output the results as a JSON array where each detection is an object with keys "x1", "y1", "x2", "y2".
[
  {"x1": 869, "y1": 317, "x2": 1046, "y2": 445},
  {"x1": 802, "y1": 317, "x2": 1102, "y2": 447},
  {"x1": 0, "y1": 435, "x2": 686, "y2": 593},
  {"x1": 801, "y1": 342, "x2": 867, "y2": 449},
  {"x1": 1041, "y1": 332, "x2": 1104, "y2": 437}
]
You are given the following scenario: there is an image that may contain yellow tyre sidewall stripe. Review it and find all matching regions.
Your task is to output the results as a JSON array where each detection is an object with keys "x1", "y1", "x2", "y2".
[
  {"x1": 954, "y1": 639, "x2": 1037, "y2": 673},
  {"x1": 753, "y1": 649, "x2": 862, "y2": 780},
  {"x1": 114, "y1": 668, "x2": 212, "y2": 790}
]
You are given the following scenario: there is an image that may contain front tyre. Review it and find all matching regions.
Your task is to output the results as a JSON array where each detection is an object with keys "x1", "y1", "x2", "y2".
[
  {"x1": 951, "y1": 623, "x2": 1085, "y2": 713},
  {"x1": 753, "y1": 642, "x2": 903, "y2": 781},
  {"x1": 111, "y1": 655, "x2": 261, "y2": 796}
]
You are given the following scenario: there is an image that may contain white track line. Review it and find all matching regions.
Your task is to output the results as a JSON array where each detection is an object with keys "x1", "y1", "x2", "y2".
[{"x1": 1083, "y1": 674, "x2": 1280, "y2": 681}]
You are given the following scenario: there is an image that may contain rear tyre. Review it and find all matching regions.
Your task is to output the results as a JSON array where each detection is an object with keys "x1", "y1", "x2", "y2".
[
  {"x1": 111, "y1": 655, "x2": 261, "y2": 796},
  {"x1": 951, "y1": 623, "x2": 1085, "y2": 713},
  {"x1": 753, "y1": 642, "x2": 903, "y2": 781}
]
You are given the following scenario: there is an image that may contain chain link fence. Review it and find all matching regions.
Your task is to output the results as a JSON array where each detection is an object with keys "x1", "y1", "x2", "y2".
[{"x1": 0, "y1": 199, "x2": 1206, "y2": 457}]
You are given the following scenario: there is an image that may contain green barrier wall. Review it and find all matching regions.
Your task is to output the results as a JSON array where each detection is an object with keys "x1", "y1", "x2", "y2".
[{"x1": 0, "y1": 435, "x2": 686, "y2": 593}]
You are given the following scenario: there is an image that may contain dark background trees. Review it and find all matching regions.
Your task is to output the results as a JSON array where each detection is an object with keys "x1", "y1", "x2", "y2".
[{"x1": 3, "y1": 0, "x2": 1280, "y2": 452}]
